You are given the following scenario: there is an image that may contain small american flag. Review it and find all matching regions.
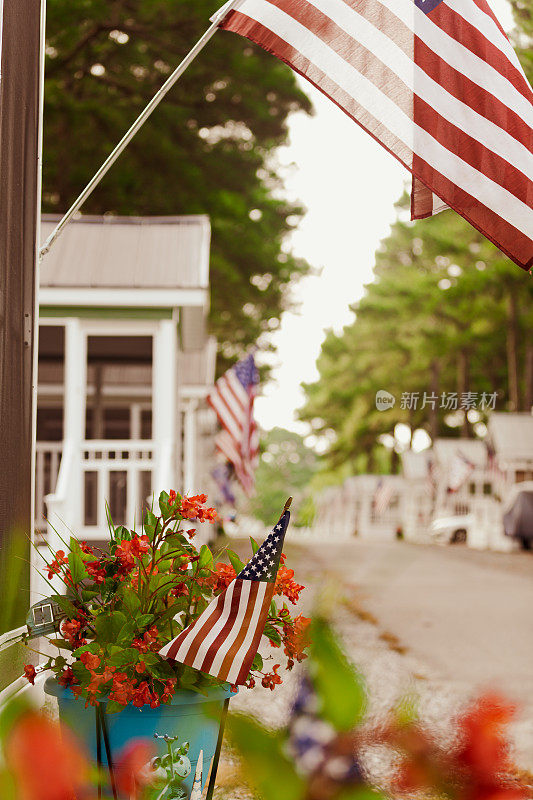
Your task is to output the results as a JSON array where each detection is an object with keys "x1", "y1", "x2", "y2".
[
  {"x1": 373, "y1": 478, "x2": 394, "y2": 515},
  {"x1": 159, "y1": 507, "x2": 290, "y2": 685},
  {"x1": 208, "y1": 353, "x2": 259, "y2": 495},
  {"x1": 215, "y1": 0, "x2": 533, "y2": 270},
  {"x1": 447, "y1": 450, "x2": 475, "y2": 492}
]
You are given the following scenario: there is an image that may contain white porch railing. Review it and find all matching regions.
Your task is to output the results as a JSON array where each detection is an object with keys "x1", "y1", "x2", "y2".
[
  {"x1": 81, "y1": 439, "x2": 155, "y2": 534},
  {"x1": 35, "y1": 442, "x2": 62, "y2": 532}
]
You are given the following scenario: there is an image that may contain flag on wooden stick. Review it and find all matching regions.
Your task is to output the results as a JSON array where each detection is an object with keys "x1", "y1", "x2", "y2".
[
  {"x1": 208, "y1": 352, "x2": 259, "y2": 495},
  {"x1": 215, "y1": 0, "x2": 533, "y2": 271},
  {"x1": 159, "y1": 503, "x2": 291, "y2": 685}
]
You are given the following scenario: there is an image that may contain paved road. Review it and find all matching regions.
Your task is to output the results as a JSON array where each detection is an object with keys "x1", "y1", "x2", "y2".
[
  {"x1": 292, "y1": 538, "x2": 533, "y2": 768},
  {"x1": 218, "y1": 538, "x2": 533, "y2": 797}
]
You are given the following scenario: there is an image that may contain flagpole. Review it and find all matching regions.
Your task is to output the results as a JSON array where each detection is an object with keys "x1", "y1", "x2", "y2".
[{"x1": 39, "y1": 0, "x2": 243, "y2": 259}]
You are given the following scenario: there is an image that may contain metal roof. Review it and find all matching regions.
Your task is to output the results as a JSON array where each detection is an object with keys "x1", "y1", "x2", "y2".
[
  {"x1": 39, "y1": 215, "x2": 210, "y2": 290},
  {"x1": 488, "y1": 412, "x2": 533, "y2": 464}
]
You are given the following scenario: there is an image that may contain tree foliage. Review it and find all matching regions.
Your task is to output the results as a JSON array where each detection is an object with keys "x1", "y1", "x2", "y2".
[
  {"x1": 300, "y1": 1, "x2": 533, "y2": 476},
  {"x1": 43, "y1": 0, "x2": 312, "y2": 370},
  {"x1": 247, "y1": 428, "x2": 317, "y2": 526}
]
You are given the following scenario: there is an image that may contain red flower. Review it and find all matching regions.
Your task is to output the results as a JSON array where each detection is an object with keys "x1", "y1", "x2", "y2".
[
  {"x1": 61, "y1": 617, "x2": 86, "y2": 648},
  {"x1": 57, "y1": 667, "x2": 76, "y2": 688},
  {"x1": 5, "y1": 711, "x2": 89, "y2": 800},
  {"x1": 46, "y1": 550, "x2": 68, "y2": 579},
  {"x1": 131, "y1": 534, "x2": 150, "y2": 558},
  {"x1": 80, "y1": 541, "x2": 94, "y2": 554},
  {"x1": 169, "y1": 489, "x2": 177, "y2": 506},
  {"x1": 84, "y1": 558, "x2": 106, "y2": 584},
  {"x1": 456, "y1": 693, "x2": 522, "y2": 784},
  {"x1": 261, "y1": 664, "x2": 283, "y2": 690},
  {"x1": 115, "y1": 740, "x2": 156, "y2": 798},
  {"x1": 209, "y1": 563, "x2": 236, "y2": 594},
  {"x1": 80, "y1": 651, "x2": 101, "y2": 671},
  {"x1": 132, "y1": 681, "x2": 154, "y2": 708},
  {"x1": 178, "y1": 494, "x2": 217, "y2": 522},
  {"x1": 282, "y1": 614, "x2": 311, "y2": 665},
  {"x1": 274, "y1": 566, "x2": 304, "y2": 604},
  {"x1": 23, "y1": 664, "x2": 37, "y2": 685}
]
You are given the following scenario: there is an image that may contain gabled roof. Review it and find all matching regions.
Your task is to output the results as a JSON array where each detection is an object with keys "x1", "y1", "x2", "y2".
[
  {"x1": 433, "y1": 438, "x2": 488, "y2": 468},
  {"x1": 488, "y1": 412, "x2": 533, "y2": 464},
  {"x1": 39, "y1": 215, "x2": 210, "y2": 297}
]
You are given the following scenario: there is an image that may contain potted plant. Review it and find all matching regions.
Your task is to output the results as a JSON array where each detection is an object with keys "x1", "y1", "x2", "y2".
[{"x1": 24, "y1": 490, "x2": 310, "y2": 795}]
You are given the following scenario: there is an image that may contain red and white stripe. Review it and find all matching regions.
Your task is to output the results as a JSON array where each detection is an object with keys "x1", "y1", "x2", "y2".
[
  {"x1": 373, "y1": 480, "x2": 395, "y2": 515},
  {"x1": 160, "y1": 578, "x2": 272, "y2": 684},
  {"x1": 218, "y1": 0, "x2": 533, "y2": 270},
  {"x1": 208, "y1": 364, "x2": 258, "y2": 495}
]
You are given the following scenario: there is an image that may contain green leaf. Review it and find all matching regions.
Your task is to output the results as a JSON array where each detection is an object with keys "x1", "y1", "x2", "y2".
[
  {"x1": 114, "y1": 526, "x2": 131, "y2": 542},
  {"x1": 107, "y1": 648, "x2": 138, "y2": 667},
  {"x1": 198, "y1": 545, "x2": 213, "y2": 569},
  {"x1": 310, "y1": 617, "x2": 367, "y2": 731},
  {"x1": 105, "y1": 700, "x2": 126, "y2": 714},
  {"x1": 80, "y1": 589, "x2": 100, "y2": 602},
  {"x1": 227, "y1": 549, "x2": 245, "y2": 574},
  {"x1": 137, "y1": 613, "x2": 155, "y2": 628},
  {"x1": 146, "y1": 660, "x2": 175, "y2": 681},
  {"x1": 251, "y1": 653, "x2": 263, "y2": 671},
  {"x1": 93, "y1": 611, "x2": 128, "y2": 644},
  {"x1": 48, "y1": 639, "x2": 71, "y2": 649},
  {"x1": 67, "y1": 540, "x2": 88, "y2": 584},
  {"x1": 52, "y1": 593, "x2": 78, "y2": 618},
  {"x1": 121, "y1": 587, "x2": 141, "y2": 616},
  {"x1": 116, "y1": 621, "x2": 136, "y2": 646},
  {"x1": 250, "y1": 537, "x2": 260, "y2": 555},
  {"x1": 263, "y1": 624, "x2": 282, "y2": 646},
  {"x1": 159, "y1": 490, "x2": 171, "y2": 520},
  {"x1": 144, "y1": 510, "x2": 159, "y2": 541},
  {"x1": 228, "y1": 715, "x2": 304, "y2": 800}
]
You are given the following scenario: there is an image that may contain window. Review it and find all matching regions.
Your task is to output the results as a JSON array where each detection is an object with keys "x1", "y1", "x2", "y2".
[{"x1": 483, "y1": 482, "x2": 492, "y2": 495}]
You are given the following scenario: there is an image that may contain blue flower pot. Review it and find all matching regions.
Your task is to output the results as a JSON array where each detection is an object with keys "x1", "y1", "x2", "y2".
[{"x1": 44, "y1": 677, "x2": 234, "y2": 795}]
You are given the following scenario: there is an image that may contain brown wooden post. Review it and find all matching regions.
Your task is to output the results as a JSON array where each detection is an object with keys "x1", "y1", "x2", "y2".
[{"x1": 0, "y1": 0, "x2": 44, "y2": 611}]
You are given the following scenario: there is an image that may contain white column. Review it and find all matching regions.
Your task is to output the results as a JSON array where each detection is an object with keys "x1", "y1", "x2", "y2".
[
  {"x1": 46, "y1": 318, "x2": 87, "y2": 560},
  {"x1": 183, "y1": 399, "x2": 199, "y2": 493},
  {"x1": 153, "y1": 319, "x2": 177, "y2": 495}
]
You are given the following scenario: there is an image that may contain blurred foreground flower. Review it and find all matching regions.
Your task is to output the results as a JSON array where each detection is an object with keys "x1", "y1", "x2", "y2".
[
  {"x1": 388, "y1": 692, "x2": 530, "y2": 800},
  {"x1": 228, "y1": 617, "x2": 531, "y2": 800},
  {"x1": 4, "y1": 710, "x2": 90, "y2": 800}
]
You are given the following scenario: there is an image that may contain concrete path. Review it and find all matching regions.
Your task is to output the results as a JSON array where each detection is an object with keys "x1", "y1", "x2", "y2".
[{"x1": 217, "y1": 538, "x2": 533, "y2": 797}]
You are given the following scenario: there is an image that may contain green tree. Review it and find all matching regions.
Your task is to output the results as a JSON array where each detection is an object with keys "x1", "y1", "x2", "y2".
[
  {"x1": 43, "y1": 0, "x2": 312, "y2": 371},
  {"x1": 300, "y1": 199, "x2": 532, "y2": 475},
  {"x1": 247, "y1": 427, "x2": 317, "y2": 526}
]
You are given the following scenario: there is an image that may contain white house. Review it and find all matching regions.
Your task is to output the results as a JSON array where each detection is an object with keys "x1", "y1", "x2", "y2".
[
  {"x1": 310, "y1": 474, "x2": 404, "y2": 541},
  {"x1": 487, "y1": 412, "x2": 533, "y2": 492},
  {"x1": 34, "y1": 215, "x2": 217, "y2": 585}
]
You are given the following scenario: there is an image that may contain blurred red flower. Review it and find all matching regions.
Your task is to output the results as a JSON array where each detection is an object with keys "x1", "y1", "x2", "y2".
[
  {"x1": 5, "y1": 712, "x2": 89, "y2": 800},
  {"x1": 115, "y1": 739, "x2": 156, "y2": 799}
]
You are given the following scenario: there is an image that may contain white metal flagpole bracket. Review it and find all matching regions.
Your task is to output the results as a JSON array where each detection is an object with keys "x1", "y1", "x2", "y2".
[{"x1": 39, "y1": 0, "x2": 244, "y2": 260}]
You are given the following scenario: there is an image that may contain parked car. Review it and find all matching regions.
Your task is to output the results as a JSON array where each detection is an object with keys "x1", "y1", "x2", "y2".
[
  {"x1": 503, "y1": 481, "x2": 533, "y2": 550},
  {"x1": 430, "y1": 514, "x2": 473, "y2": 544}
]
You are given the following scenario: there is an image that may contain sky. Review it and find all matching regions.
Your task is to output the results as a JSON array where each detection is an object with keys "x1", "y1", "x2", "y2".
[{"x1": 254, "y1": 0, "x2": 515, "y2": 435}]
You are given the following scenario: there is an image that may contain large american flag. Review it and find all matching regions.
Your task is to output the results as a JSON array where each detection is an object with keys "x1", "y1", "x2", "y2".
[
  {"x1": 216, "y1": 0, "x2": 533, "y2": 271},
  {"x1": 159, "y1": 509, "x2": 290, "y2": 685},
  {"x1": 208, "y1": 353, "x2": 259, "y2": 495}
]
